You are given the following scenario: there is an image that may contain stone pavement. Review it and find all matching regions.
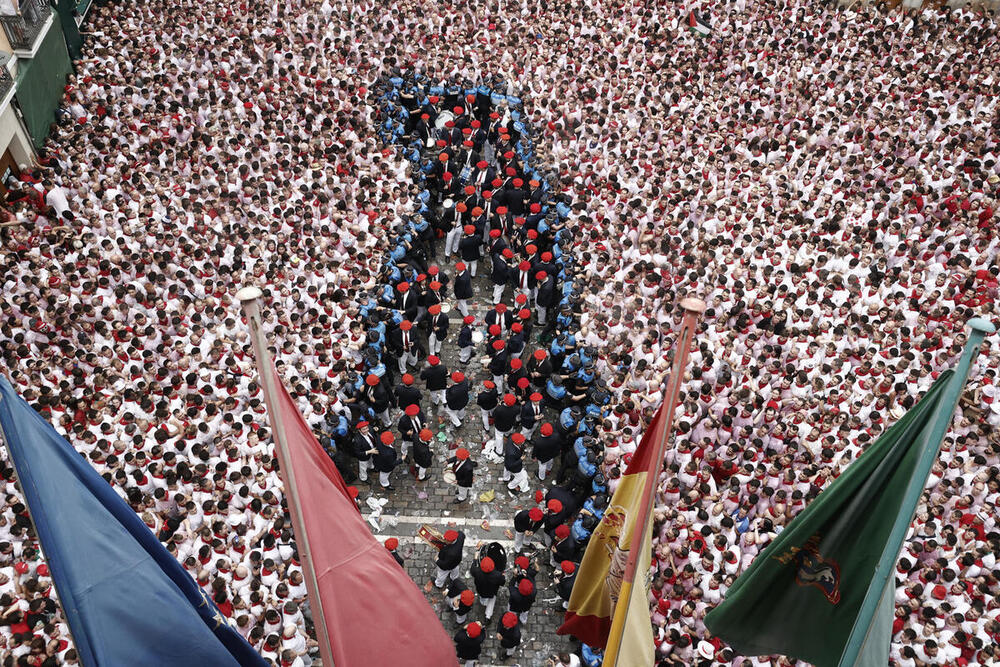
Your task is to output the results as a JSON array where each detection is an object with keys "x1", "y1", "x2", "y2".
[{"x1": 355, "y1": 267, "x2": 578, "y2": 667}]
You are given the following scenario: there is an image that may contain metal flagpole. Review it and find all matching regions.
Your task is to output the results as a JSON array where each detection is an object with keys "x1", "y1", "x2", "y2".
[
  {"x1": 603, "y1": 297, "x2": 706, "y2": 666},
  {"x1": 0, "y1": 379, "x2": 91, "y2": 667},
  {"x1": 838, "y1": 317, "x2": 995, "y2": 667},
  {"x1": 236, "y1": 286, "x2": 336, "y2": 667}
]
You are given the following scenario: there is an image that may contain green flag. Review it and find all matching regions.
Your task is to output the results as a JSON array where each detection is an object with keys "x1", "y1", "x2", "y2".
[{"x1": 705, "y1": 318, "x2": 992, "y2": 667}]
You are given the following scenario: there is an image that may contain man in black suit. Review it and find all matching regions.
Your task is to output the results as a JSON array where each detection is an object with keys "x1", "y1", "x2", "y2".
[
  {"x1": 396, "y1": 281, "x2": 418, "y2": 321},
  {"x1": 387, "y1": 319, "x2": 422, "y2": 373},
  {"x1": 434, "y1": 528, "x2": 465, "y2": 587},
  {"x1": 453, "y1": 261, "x2": 474, "y2": 316}
]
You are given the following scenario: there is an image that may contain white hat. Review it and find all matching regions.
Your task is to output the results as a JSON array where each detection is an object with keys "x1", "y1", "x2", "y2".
[{"x1": 697, "y1": 640, "x2": 715, "y2": 660}]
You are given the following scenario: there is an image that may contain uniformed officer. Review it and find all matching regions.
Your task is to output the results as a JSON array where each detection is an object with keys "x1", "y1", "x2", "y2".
[
  {"x1": 445, "y1": 371, "x2": 470, "y2": 428},
  {"x1": 435, "y1": 529, "x2": 465, "y2": 587},
  {"x1": 420, "y1": 355, "x2": 448, "y2": 408},
  {"x1": 470, "y1": 555, "x2": 505, "y2": 620},
  {"x1": 413, "y1": 428, "x2": 434, "y2": 481},
  {"x1": 448, "y1": 447, "x2": 476, "y2": 503}
]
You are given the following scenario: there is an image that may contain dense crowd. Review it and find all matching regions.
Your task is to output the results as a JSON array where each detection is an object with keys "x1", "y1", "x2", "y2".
[{"x1": 1, "y1": 0, "x2": 999, "y2": 664}]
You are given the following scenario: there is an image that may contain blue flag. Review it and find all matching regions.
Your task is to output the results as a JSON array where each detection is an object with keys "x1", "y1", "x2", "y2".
[{"x1": 0, "y1": 377, "x2": 267, "y2": 667}]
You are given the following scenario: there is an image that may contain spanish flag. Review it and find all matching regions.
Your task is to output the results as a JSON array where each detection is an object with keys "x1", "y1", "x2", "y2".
[{"x1": 556, "y1": 404, "x2": 667, "y2": 666}]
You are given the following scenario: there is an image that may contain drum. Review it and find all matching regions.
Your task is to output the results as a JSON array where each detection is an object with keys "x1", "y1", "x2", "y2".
[
  {"x1": 440, "y1": 303, "x2": 452, "y2": 314},
  {"x1": 471, "y1": 331, "x2": 484, "y2": 344},
  {"x1": 443, "y1": 468, "x2": 457, "y2": 485},
  {"x1": 434, "y1": 110, "x2": 455, "y2": 130}
]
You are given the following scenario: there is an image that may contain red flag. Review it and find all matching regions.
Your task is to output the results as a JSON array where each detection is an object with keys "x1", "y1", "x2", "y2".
[{"x1": 272, "y1": 368, "x2": 457, "y2": 666}]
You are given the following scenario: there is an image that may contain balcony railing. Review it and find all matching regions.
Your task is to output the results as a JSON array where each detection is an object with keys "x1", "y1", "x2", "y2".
[
  {"x1": 0, "y1": 0, "x2": 51, "y2": 53},
  {"x1": 0, "y1": 54, "x2": 12, "y2": 103}
]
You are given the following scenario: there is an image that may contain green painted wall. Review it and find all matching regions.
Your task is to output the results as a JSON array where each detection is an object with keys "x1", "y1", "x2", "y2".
[{"x1": 15, "y1": 18, "x2": 74, "y2": 148}]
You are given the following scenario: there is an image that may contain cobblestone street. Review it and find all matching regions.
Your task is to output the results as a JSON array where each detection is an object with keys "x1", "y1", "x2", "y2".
[{"x1": 355, "y1": 269, "x2": 575, "y2": 667}]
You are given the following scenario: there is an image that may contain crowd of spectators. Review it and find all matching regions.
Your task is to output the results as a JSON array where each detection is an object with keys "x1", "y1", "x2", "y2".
[{"x1": 1, "y1": 0, "x2": 999, "y2": 664}]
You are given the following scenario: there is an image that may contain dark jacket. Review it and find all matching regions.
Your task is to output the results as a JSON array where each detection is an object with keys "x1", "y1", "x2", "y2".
[
  {"x1": 436, "y1": 531, "x2": 465, "y2": 569},
  {"x1": 445, "y1": 381, "x2": 470, "y2": 410}
]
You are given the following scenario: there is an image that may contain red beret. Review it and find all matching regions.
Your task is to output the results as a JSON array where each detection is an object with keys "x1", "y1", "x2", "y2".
[
  {"x1": 535, "y1": 271, "x2": 547, "y2": 281},
  {"x1": 428, "y1": 304, "x2": 441, "y2": 315},
  {"x1": 480, "y1": 557, "x2": 495, "y2": 573},
  {"x1": 517, "y1": 377, "x2": 530, "y2": 390},
  {"x1": 380, "y1": 431, "x2": 394, "y2": 445},
  {"x1": 466, "y1": 622, "x2": 482, "y2": 638},
  {"x1": 428, "y1": 265, "x2": 440, "y2": 275},
  {"x1": 534, "y1": 349, "x2": 546, "y2": 360},
  {"x1": 530, "y1": 393, "x2": 542, "y2": 402},
  {"x1": 357, "y1": 421, "x2": 370, "y2": 428},
  {"x1": 515, "y1": 555, "x2": 530, "y2": 569},
  {"x1": 492, "y1": 340, "x2": 505, "y2": 351},
  {"x1": 529, "y1": 508, "x2": 543, "y2": 522},
  {"x1": 510, "y1": 358, "x2": 523, "y2": 370},
  {"x1": 402, "y1": 374, "x2": 414, "y2": 385},
  {"x1": 517, "y1": 579, "x2": 534, "y2": 596},
  {"x1": 464, "y1": 185, "x2": 476, "y2": 195},
  {"x1": 504, "y1": 393, "x2": 516, "y2": 406},
  {"x1": 464, "y1": 225, "x2": 476, "y2": 234},
  {"x1": 547, "y1": 499, "x2": 563, "y2": 513},
  {"x1": 502, "y1": 248, "x2": 514, "y2": 259},
  {"x1": 456, "y1": 262, "x2": 467, "y2": 271},
  {"x1": 555, "y1": 524, "x2": 570, "y2": 539},
  {"x1": 463, "y1": 315, "x2": 475, "y2": 324},
  {"x1": 419, "y1": 428, "x2": 433, "y2": 441},
  {"x1": 540, "y1": 423, "x2": 553, "y2": 436},
  {"x1": 428, "y1": 355, "x2": 440, "y2": 366},
  {"x1": 347, "y1": 486, "x2": 359, "y2": 499},
  {"x1": 496, "y1": 206, "x2": 508, "y2": 215},
  {"x1": 489, "y1": 324, "x2": 502, "y2": 336},
  {"x1": 397, "y1": 282, "x2": 410, "y2": 292},
  {"x1": 502, "y1": 612, "x2": 518, "y2": 628},
  {"x1": 456, "y1": 448, "x2": 470, "y2": 460},
  {"x1": 534, "y1": 490, "x2": 545, "y2": 503},
  {"x1": 451, "y1": 371, "x2": 465, "y2": 383},
  {"x1": 384, "y1": 538, "x2": 399, "y2": 550},
  {"x1": 365, "y1": 374, "x2": 379, "y2": 386},
  {"x1": 405, "y1": 404, "x2": 420, "y2": 416},
  {"x1": 400, "y1": 320, "x2": 413, "y2": 331},
  {"x1": 444, "y1": 530, "x2": 460, "y2": 542},
  {"x1": 460, "y1": 590, "x2": 475, "y2": 605},
  {"x1": 561, "y1": 561, "x2": 576, "y2": 575},
  {"x1": 512, "y1": 433, "x2": 525, "y2": 444},
  {"x1": 530, "y1": 203, "x2": 541, "y2": 213},
  {"x1": 483, "y1": 380, "x2": 495, "y2": 389}
]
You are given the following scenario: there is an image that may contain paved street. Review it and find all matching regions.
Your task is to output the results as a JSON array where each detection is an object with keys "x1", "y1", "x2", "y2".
[{"x1": 354, "y1": 268, "x2": 576, "y2": 666}]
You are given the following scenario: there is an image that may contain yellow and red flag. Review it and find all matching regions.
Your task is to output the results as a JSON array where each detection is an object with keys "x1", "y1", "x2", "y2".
[
  {"x1": 556, "y1": 406, "x2": 665, "y2": 664},
  {"x1": 558, "y1": 298, "x2": 704, "y2": 666}
]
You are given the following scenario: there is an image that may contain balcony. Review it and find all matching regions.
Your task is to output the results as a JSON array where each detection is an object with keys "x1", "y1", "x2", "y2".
[
  {"x1": 0, "y1": 0, "x2": 51, "y2": 54},
  {"x1": 0, "y1": 53, "x2": 12, "y2": 105}
]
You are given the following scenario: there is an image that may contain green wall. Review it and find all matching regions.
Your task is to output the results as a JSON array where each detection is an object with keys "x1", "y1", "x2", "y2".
[{"x1": 15, "y1": 18, "x2": 74, "y2": 148}]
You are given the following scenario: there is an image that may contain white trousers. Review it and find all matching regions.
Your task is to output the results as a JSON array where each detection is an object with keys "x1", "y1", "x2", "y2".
[
  {"x1": 434, "y1": 565, "x2": 458, "y2": 588},
  {"x1": 538, "y1": 458, "x2": 554, "y2": 481},
  {"x1": 492, "y1": 283, "x2": 505, "y2": 303},
  {"x1": 459, "y1": 346, "x2": 473, "y2": 363},
  {"x1": 445, "y1": 227, "x2": 462, "y2": 256},
  {"x1": 358, "y1": 459, "x2": 372, "y2": 481},
  {"x1": 446, "y1": 407, "x2": 466, "y2": 427},
  {"x1": 456, "y1": 485, "x2": 470, "y2": 501},
  {"x1": 428, "y1": 333, "x2": 442, "y2": 356},
  {"x1": 431, "y1": 389, "x2": 445, "y2": 406},
  {"x1": 507, "y1": 469, "x2": 529, "y2": 493},
  {"x1": 482, "y1": 596, "x2": 496, "y2": 619},
  {"x1": 456, "y1": 299, "x2": 469, "y2": 317}
]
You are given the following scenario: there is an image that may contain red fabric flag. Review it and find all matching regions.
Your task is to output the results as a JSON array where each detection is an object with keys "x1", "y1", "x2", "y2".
[{"x1": 272, "y1": 368, "x2": 457, "y2": 666}]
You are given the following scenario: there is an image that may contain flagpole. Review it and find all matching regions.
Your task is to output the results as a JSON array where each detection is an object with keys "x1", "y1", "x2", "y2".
[
  {"x1": 0, "y1": 396, "x2": 91, "y2": 667},
  {"x1": 603, "y1": 297, "x2": 705, "y2": 666},
  {"x1": 838, "y1": 317, "x2": 994, "y2": 667},
  {"x1": 236, "y1": 286, "x2": 336, "y2": 667}
]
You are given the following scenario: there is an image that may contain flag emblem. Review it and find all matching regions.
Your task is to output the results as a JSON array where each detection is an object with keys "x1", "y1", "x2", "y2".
[
  {"x1": 794, "y1": 539, "x2": 842, "y2": 605},
  {"x1": 599, "y1": 504, "x2": 630, "y2": 612}
]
